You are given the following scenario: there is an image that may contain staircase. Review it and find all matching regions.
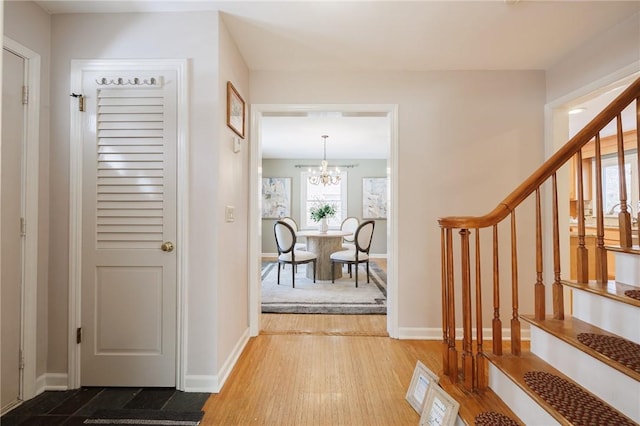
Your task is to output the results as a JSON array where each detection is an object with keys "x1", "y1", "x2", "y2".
[{"x1": 438, "y1": 78, "x2": 640, "y2": 425}]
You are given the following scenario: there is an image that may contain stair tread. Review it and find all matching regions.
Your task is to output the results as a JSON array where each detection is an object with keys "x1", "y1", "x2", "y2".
[
  {"x1": 605, "y1": 244, "x2": 640, "y2": 254},
  {"x1": 486, "y1": 351, "x2": 635, "y2": 425},
  {"x1": 521, "y1": 314, "x2": 640, "y2": 381},
  {"x1": 561, "y1": 279, "x2": 640, "y2": 307}
]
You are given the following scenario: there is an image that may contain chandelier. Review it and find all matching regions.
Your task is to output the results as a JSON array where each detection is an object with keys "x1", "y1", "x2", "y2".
[{"x1": 308, "y1": 135, "x2": 341, "y2": 186}]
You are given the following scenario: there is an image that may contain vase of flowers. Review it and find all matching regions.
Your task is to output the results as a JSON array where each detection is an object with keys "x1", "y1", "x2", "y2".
[{"x1": 309, "y1": 203, "x2": 336, "y2": 233}]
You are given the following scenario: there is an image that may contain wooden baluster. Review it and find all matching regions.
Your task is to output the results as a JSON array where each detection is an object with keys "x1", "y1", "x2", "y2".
[
  {"x1": 441, "y1": 227, "x2": 450, "y2": 376},
  {"x1": 576, "y1": 150, "x2": 589, "y2": 283},
  {"x1": 475, "y1": 228, "x2": 487, "y2": 389},
  {"x1": 552, "y1": 173, "x2": 564, "y2": 319},
  {"x1": 446, "y1": 228, "x2": 458, "y2": 383},
  {"x1": 534, "y1": 187, "x2": 545, "y2": 320},
  {"x1": 492, "y1": 224, "x2": 502, "y2": 356},
  {"x1": 594, "y1": 134, "x2": 608, "y2": 282},
  {"x1": 616, "y1": 114, "x2": 633, "y2": 248},
  {"x1": 510, "y1": 212, "x2": 521, "y2": 356},
  {"x1": 460, "y1": 229, "x2": 474, "y2": 391}
]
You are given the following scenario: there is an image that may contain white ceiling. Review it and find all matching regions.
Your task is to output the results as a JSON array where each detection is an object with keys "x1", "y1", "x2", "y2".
[{"x1": 35, "y1": 0, "x2": 640, "y2": 158}]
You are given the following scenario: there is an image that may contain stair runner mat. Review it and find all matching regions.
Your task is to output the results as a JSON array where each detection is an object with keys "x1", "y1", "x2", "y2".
[
  {"x1": 624, "y1": 289, "x2": 640, "y2": 301},
  {"x1": 474, "y1": 411, "x2": 520, "y2": 426},
  {"x1": 577, "y1": 332, "x2": 640, "y2": 374},
  {"x1": 523, "y1": 371, "x2": 635, "y2": 426}
]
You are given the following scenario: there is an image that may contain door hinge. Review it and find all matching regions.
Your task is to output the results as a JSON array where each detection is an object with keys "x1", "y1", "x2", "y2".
[
  {"x1": 70, "y1": 93, "x2": 85, "y2": 112},
  {"x1": 22, "y1": 85, "x2": 29, "y2": 105},
  {"x1": 76, "y1": 327, "x2": 82, "y2": 344},
  {"x1": 19, "y1": 349, "x2": 25, "y2": 371},
  {"x1": 20, "y1": 217, "x2": 26, "y2": 236}
]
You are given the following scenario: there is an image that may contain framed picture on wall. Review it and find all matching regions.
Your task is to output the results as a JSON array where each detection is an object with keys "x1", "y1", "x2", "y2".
[
  {"x1": 362, "y1": 177, "x2": 387, "y2": 219},
  {"x1": 226, "y1": 81, "x2": 245, "y2": 138},
  {"x1": 262, "y1": 177, "x2": 291, "y2": 219},
  {"x1": 406, "y1": 361, "x2": 440, "y2": 414}
]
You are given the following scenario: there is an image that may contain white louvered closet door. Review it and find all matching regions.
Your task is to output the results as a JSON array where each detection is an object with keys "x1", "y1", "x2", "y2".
[{"x1": 80, "y1": 70, "x2": 177, "y2": 386}]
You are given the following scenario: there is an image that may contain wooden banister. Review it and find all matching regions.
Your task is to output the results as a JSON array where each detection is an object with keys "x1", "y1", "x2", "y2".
[{"x1": 438, "y1": 77, "x2": 640, "y2": 392}]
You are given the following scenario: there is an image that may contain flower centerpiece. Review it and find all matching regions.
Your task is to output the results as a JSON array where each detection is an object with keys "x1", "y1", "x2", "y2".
[{"x1": 309, "y1": 203, "x2": 336, "y2": 233}]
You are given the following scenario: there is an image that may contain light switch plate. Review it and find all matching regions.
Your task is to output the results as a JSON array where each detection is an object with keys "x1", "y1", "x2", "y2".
[{"x1": 225, "y1": 206, "x2": 235, "y2": 222}]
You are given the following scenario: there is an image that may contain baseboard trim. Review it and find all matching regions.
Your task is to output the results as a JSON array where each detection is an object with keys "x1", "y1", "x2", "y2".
[
  {"x1": 397, "y1": 327, "x2": 531, "y2": 341},
  {"x1": 39, "y1": 373, "x2": 69, "y2": 393},
  {"x1": 184, "y1": 327, "x2": 250, "y2": 393}
]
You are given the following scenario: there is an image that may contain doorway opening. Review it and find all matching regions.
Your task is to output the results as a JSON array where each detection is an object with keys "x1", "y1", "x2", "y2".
[{"x1": 248, "y1": 104, "x2": 399, "y2": 337}]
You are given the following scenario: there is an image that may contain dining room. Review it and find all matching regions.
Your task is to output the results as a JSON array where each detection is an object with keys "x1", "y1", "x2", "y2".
[{"x1": 259, "y1": 109, "x2": 391, "y2": 318}]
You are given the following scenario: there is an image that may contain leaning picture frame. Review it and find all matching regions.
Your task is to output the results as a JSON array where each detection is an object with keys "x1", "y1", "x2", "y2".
[
  {"x1": 406, "y1": 361, "x2": 440, "y2": 413},
  {"x1": 419, "y1": 382, "x2": 460, "y2": 426},
  {"x1": 226, "y1": 81, "x2": 245, "y2": 138}
]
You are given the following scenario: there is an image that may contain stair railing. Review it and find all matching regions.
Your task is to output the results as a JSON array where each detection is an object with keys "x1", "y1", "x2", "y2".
[{"x1": 438, "y1": 77, "x2": 640, "y2": 391}]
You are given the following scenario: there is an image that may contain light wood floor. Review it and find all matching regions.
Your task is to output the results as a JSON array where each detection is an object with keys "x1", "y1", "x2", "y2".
[
  {"x1": 203, "y1": 258, "x2": 519, "y2": 424},
  {"x1": 202, "y1": 313, "x2": 520, "y2": 425}
]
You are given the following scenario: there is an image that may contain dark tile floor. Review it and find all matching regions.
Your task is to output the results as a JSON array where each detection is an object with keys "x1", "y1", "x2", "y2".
[{"x1": 1, "y1": 387, "x2": 210, "y2": 425}]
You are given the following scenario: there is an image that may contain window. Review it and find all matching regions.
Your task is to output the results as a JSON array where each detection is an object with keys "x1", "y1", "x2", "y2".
[
  {"x1": 596, "y1": 152, "x2": 638, "y2": 216},
  {"x1": 300, "y1": 171, "x2": 347, "y2": 229}
]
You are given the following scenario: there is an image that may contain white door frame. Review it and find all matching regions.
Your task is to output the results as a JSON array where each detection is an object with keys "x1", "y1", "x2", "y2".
[
  {"x1": 248, "y1": 104, "x2": 399, "y2": 337},
  {"x1": 68, "y1": 59, "x2": 189, "y2": 390},
  {"x1": 2, "y1": 36, "x2": 40, "y2": 402}
]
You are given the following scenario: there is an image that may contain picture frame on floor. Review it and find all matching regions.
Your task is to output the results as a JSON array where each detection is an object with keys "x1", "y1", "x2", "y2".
[
  {"x1": 419, "y1": 382, "x2": 460, "y2": 426},
  {"x1": 406, "y1": 360, "x2": 439, "y2": 413}
]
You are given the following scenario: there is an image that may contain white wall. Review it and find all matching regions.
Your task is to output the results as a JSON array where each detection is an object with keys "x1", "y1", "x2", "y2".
[
  {"x1": 251, "y1": 71, "x2": 546, "y2": 332},
  {"x1": 546, "y1": 12, "x2": 640, "y2": 103},
  {"x1": 215, "y1": 17, "x2": 250, "y2": 387},
  {"x1": 3, "y1": 0, "x2": 51, "y2": 382},
  {"x1": 47, "y1": 11, "x2": 246, "y2": 390}
]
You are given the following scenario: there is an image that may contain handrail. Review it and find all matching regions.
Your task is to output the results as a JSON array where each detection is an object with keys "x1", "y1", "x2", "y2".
[{"x1": 439, "y1": 77, "x2": 640, "y2": 229}]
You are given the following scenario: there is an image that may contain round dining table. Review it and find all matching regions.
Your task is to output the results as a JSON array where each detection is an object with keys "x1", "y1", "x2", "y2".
[{"x1": 296, "y1": 230, "x2": 352, "y2": 280}]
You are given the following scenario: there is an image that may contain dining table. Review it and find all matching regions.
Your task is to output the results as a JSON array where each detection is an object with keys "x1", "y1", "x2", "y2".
[{"x1": 296, "y1": 230, "x2": 352, "y2": 280}]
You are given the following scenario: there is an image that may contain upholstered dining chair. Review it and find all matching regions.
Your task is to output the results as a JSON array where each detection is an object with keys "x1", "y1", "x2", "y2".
[
  {"x1": 281, "y1": 216, "x2": 306, "y2": 251},
  {"x1": 340, "y1": 216, "x2": 359, "y2": 250},
  {"x1": 274, "y1": 220, "x2": 317, "y2": 288},
  {"x1": 330, "y1": 220, "x2": 375, "y2": 287}
]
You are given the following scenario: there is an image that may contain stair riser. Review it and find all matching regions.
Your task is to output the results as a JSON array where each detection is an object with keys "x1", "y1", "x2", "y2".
[
  {"x1": 572, "y1": 288, "x2": 640, "y2": 344},
  {"x1": 615, "y1": 251, "x2": 640, "y2": 287},
  {"x1": 530, "y1": 326, "x2": 640, "y2": 422},
  {"x1": 488, "y1": 364, "x2": 559, "y2": 426}
]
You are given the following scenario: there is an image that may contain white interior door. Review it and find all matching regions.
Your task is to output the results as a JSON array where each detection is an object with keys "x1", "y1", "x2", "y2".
[
  {"x1": 1, "y1": 48, "x2": 25, "y2": 412},
  {"x1": 80, "y1": 69, "x2": 178, "y2": 386}
]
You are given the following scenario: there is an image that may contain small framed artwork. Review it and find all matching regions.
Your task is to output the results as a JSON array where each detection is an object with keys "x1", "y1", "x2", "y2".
[
  {"x1": 262, "y1": 177, "x2": 291, "y2": 219},
  {"x1": 362, "y1": 177, "x2": 387, "y2": 219},
  {"x1": 419, "y1": 382, "x2": 460, "y2": 426},
  {"x1": 226, "y1": 81, "x2": 245, "y2": 138},
  {"x1": 406, "y1": 361, "x2": 440, "y2": 413}
]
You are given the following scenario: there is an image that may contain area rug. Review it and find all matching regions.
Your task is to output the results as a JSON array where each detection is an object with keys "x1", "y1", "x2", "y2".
[
  {"x1": 523, "y1": 371, "x2": 635, "y2": 426},
  {"x1": 261, "y1": 261, "x2": 386, "y2": 314},
  {"x1": 577, "y1": 332, "x2": 640, "y2": 374}
]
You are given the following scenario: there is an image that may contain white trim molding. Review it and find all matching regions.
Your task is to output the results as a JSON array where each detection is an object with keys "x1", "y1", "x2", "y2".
[{"x1": 249, "y1": 104, "x2": 399, "y2": 338}]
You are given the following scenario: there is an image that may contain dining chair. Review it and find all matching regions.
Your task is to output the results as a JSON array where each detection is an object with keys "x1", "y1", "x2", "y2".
[
  {"x1": 340, "y1": 216, "x2": 359, "y2": 250},
  {"x1": 281, "y1": 216, "x2": 306, "y2": 251},
  {"x1": 274, "y1": 220, "x2": 317, "y2": 288},
  {"x1": 330, "y1": 220, "x2": 375, "y2": 287}
]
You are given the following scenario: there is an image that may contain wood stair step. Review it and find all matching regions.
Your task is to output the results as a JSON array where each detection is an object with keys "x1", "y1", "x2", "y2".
[
  {"x1": 521, "y1": 314, "x2": 640, "y2": 381},
  {"x1": 561, "y1": 279, "x2": 640, "y2": 308},
  {"x1": 486, "y1": 351, "x2": 635, "y2": 425}
]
